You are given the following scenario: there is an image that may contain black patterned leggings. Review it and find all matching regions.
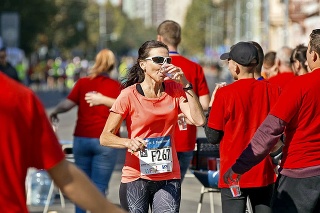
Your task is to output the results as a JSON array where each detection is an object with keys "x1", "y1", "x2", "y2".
[{"x1": 119, "y1": 178, "x2": 181, "y2": 213}]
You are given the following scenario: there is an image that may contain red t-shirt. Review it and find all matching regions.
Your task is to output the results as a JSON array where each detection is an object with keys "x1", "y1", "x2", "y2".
[
  {"x1": 111, "y1": 81, "x2": 186, "y2": 183},
  {"x1": 67, "y1": 75, "x2": 121, "y2": 138},
  {"x1": 268, "y1": 72, "x2": 295, "y2": 89},
  {"x1": 170, "y1": 55, "x2": 210, "y2": 152},
  {"x1": 208, "y1": 78, "x2": 280, "y2": 188},
  {"x1": 270, "y1": 69, "x2": 320, "y2": 169},
  {"x1": 0, "y1": 73, "x2": 65, "y2": 213}
]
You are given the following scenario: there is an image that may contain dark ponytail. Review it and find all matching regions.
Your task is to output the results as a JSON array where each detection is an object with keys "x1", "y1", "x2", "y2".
[{"x1": 290, "y1": 44, "x2": 308, "y2": 71}]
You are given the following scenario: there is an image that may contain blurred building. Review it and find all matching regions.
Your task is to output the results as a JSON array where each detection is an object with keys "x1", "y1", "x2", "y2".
[
  {"x1": 200, "y1": 0, "x2": 319, "y2": 52},
  {"x1": 288, "y1": 0, "x2": 320, "y2": 47},
  {"x1": 110, "y1": 0, "x2": 319, "y2": 52},
  {"x1": 121, "y1": 0, "x2": 192, "y2": 27}
]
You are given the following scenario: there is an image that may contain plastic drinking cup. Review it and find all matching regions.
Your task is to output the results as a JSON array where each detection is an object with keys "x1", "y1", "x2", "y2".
[
  {"x1": 229, "y1": 178, "x2": 241, "y2": 197},
  {"x1": 161, "y1": 64, "x2": 173, "y2": 78},
  {"x1": 178, "y1": 116, "x2": 187, "y2": 130}
]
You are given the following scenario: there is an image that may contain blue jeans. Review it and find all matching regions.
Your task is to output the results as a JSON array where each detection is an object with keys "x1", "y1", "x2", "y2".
[
  {"x1": 73, "y1": 136, "x2": 118, "y2": 213},
  {"x1": 177, "y1": 151, "x2": 194, "y2": 181}
]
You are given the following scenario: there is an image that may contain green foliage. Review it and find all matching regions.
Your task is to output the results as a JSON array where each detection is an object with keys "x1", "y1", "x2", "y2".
[
  {"x1": 181, "y1": 0, "x2": 213, "y2": 56},
  {"x1": 109, "y1": 18, "x2": 157, "y2": 57},
  {"x1": 0, "y1": 0, "x2": 162, "y2": 58},
  {"x1": 93, "y1": 3, "x2": 157, "y2": 58},
  {"x1": 0, "y1": 0, "x2": 58, "y2": 55},
  {"x1": 49, "y1": 0, "x2": 88, "y2": 49}
]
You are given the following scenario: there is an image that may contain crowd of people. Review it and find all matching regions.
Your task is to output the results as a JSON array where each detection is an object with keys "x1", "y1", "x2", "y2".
[
  {"x1": 1, "y1": 19, "x2": 319, "y2": 213},
  {"x1": 206, "y1": 31, "x2": 319, "y2": 213}
]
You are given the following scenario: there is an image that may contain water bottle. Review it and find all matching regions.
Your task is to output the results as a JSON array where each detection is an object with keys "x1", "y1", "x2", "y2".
[
  {"x1": 208, "y1": 170, "x2": 219, "y2": 188},
  {"x1": 30, "y1": 170, "x2": 55, "y2": 206}
]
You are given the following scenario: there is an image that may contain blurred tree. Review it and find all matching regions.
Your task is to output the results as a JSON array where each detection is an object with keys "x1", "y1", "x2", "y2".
[
  {"x1": 0, "y1": 0, "x2": 58, "y2": 55},
  {"x1": 181, "y1": 0, "x2": 213, "y2": 56},
  {"x1": 84, "y1": 0, "x2": 99, "y2": 58},
  {"x1": 108, "y1": 17, "x2": 157, "y2": 57},
  {"x1": 49, "y1": 1, "x2": 157, "y2": 59},
  {"x1": 97, "y1": 2, "x2": 157, "y2": 57},
  {"x1": 48, "y1": 0, "x2": 88, "y2": 58},
  {"x1": 1, "y1": 0, "x2": 158, "y2": 59}
]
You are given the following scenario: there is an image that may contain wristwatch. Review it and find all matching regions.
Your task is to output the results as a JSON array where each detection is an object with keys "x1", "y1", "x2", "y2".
[{"x1": 183, "y1": 83, "x2": 193, "y2": 91}]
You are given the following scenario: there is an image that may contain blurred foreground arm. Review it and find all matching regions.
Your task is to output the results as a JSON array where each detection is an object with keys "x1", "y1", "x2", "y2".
[{"x1": 48, "y1": 159, "x2": 126, "y2": 213}]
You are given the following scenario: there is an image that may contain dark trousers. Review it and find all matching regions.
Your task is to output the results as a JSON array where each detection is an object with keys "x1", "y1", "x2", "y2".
[
  {"x1": 272, "y1": 174, "x2": 320, "y2": 213},
  {"x1": 221, "y1": 184, "x2": 273, "y2": 213}
]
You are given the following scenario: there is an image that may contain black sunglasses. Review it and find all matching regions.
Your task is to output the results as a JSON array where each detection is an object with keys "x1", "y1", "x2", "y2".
[{"x1": 145, "y1": 56, "x2": 172, "y2": 65}]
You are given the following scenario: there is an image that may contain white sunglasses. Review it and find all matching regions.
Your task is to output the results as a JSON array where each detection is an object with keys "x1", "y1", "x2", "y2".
[{"x1": 145, "y1": 56, "x2": 172, "y2": 65}]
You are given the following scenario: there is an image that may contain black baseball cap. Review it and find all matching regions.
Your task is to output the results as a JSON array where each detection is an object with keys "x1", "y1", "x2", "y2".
[{"x1": 220, "y1": 42, "x2": 259, "y2": 66}]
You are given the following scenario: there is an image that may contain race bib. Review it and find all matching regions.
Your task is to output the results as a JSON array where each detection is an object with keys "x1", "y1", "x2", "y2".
[{"x1": 139, "y1": 136, "x2": 173, "y2": 175}]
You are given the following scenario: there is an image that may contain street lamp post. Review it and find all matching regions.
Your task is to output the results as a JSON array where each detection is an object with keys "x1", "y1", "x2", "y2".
[
  {"x1": 262, "y1": 0, "x2": 270, "y2": 50},
  {"x1": 97, "y1": 0, "x2": 107, "y2": 50},
  {"x1": 283, "y1": 0, "x2": 289, "y2": 46}
]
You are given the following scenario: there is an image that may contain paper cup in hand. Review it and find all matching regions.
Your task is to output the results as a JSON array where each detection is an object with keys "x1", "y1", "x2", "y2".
[
  {"x1": 161, "y1": 65, "x2": 173, "y2": 79},
  {"x1": 228, "y1": 178, "x2": 241, "y2": 197},
  {"x1": 177, "y1": 116, "x2": 187, "y2": 131},
  {"x1": 52, "y1": 121, "x2": 59, "y2": 132}
]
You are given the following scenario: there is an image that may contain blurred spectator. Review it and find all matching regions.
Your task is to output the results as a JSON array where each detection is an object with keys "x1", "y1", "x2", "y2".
[
  {"x1": 268, "y1": 46, "x2": 295, "y2": 89},
  {"x1": 15, "y1": 59, "x2": 28, "y2": 84},
  {"x1": 118, "y1": 56, "x2": 134, "y2": 82},
  {"x1": 290, "y1": 44, "x2": 309, "y2": 75},
  {"x1": 0, "y1": 47, "x2": 20, "y2": 82},
  {"x1": 50, "y1": 49, "x2": 121, "y2": 213},
  {"x1": 262, "y1": 51, "x2": 276, "y2": 79},
  {"x1": 46, "y1": 59, "x2": 56, "y2": 90},
  {"x1": 30, "y1": 60, "x2": 47, "y2": 90}
]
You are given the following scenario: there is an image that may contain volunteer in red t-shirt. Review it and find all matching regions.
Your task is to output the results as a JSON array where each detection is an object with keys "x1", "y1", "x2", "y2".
[
  {"x1": 157, "y1": 20, "x2": 210, "y2": 181},
  {"x1": 100, "y1": 40, "x2": 205, "y2": 212},
  {"x1": 268, "y1": 46, "x2": 296, "y2": 89},
  {"x1": 50, "y1": 49, "x2": 121, "y2": 213},
  {"x1": 0, "y1": 73, "x2": 125, "y2": 213},
  {"x1": 225, "y1": 29, "x2": 320, "y2": 213},
  {"x1": 205, "y1": 42, "x2": 280, "y2": 213},
  {"x1": 290, "y1": 44, "x2": 309, "y2": 76}
]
